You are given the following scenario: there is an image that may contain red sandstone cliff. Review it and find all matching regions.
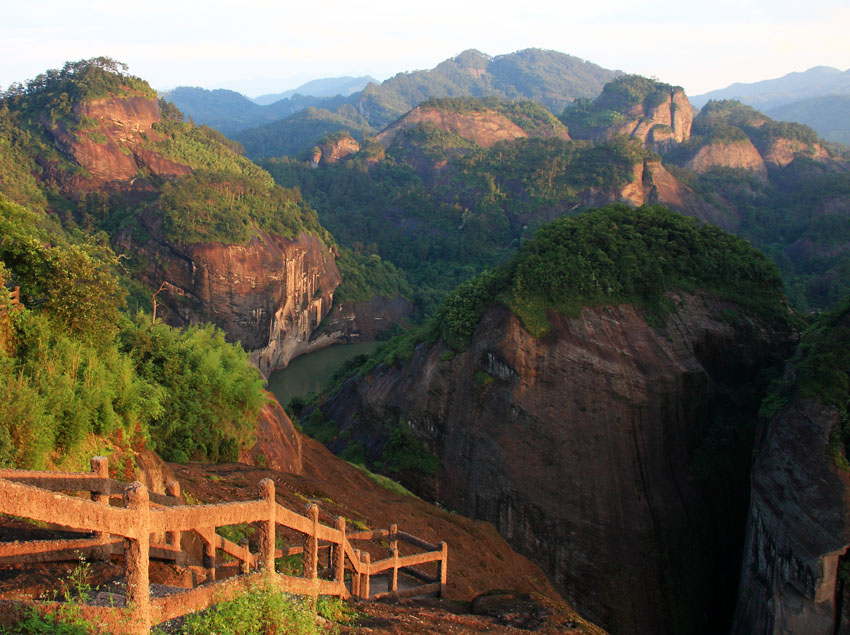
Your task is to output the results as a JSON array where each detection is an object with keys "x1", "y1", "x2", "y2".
[
  {"x1": 33, "y1": 90, "x2": 347, "y2": 374},
  {"x1": 732, "y1": 306, "x2": 850, "y2": 633},
  {"x1": 311, "y1": 134, "x2": 361, "y2": 166},
  {"x1": 590, "y1": 86, "x2": 693, "y2": 150},
  {"x1": 733, "y1": 397, "x2": 850, "y2": 633},
  {"x1": 317, "y1": 292, "x2": 797, "y2": 633},
  {"x1": 375, "y1": 104, "x2": 570, "y2": 149},
  {"x1": 42, "y1": 94, "x2": 191, "y2": 193},
  {"x1": 579, "y1": 159, "x2": 734, "y2": 230},
  {"x1": 684, "y1": 138, "x2": 769, "y2": 180},
  {"x1": 117, "y1": 214, "x2": 341, "y2": 377}
]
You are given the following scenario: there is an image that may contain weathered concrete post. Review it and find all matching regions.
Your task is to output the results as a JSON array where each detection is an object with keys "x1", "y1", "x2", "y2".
[
  {"x1": 362, "y1": 551, "x2": 371, "y2": 600},
  {"x1": 202, "y1": 529, "x2": 216, "y2": 582},
  {"x1": 240, "y1": 538, "x2": 250, "y2": 574},
  {"x1": 389, "y1": 523, "x2": 398, "y2": 593},
  {"x1": 165, "y1": 481, "x2": 181, "y2": 550},
  {"x1": 438, "y1": 541, "x2": 448, "y2": 598},
  {"x1": 303, "y1": 504, "x2": 319, "y2": 580},
  {"x1": 352, "y1": 549, "x2": 361, "y2": 598},
  {"x1": 123, "y1": 482, "x2": 151, "y2": 635},
  {"x1": 333, "y1": 516, "x2": 346, "y2": 593},
  {"x1": 258, "y1": 479, "x2": 276, "y2": 573},
  {"x1": 304, "y1": 503, "x2": 319, "y2": 603},
  {"x1": 90, "y1": 457, "x2": 110, "y2": 560}
]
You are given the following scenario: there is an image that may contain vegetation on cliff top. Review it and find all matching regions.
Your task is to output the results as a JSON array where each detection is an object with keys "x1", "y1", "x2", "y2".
[
  {"x1": 353, "y1": 205, "x2": 794, "y2": 367},
  {"x1": 437, "y1": 204, "x2": 793, "y2": 343},
  {"x1": 0, "y1": 59, "x2": 334, "y2": 250},
  {"x1": 0, "y1": 195, "x2": 265, "y2": 468},
  {"x1": 1, "y1": 57, "x2": 156, "y2": 126},
  {"x1": 560, "y1": 74, "x2": 679, "y2": 139}
]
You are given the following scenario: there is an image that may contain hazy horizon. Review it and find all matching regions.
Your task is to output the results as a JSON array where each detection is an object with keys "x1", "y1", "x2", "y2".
[{"x1": 3, "y1": 0, "x2": 848, "y2": 98}]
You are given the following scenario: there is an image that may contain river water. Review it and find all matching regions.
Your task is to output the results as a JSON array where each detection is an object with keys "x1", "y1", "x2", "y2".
[{"x1": 266, "y1": 341, "x2": 379, "y2": 407}]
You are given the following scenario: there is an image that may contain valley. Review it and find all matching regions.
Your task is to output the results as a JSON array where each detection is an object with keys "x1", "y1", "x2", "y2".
[{"x1": 0, "y1": 49, "x2": 848, "y2": 634}]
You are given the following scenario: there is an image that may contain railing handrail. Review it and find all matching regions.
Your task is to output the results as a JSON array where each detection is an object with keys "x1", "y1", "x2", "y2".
[
  {"x1": 0, "y1": 471, "x2": 180, "y2": 507},
  {"x1": 0, "y1": 457, "x2": 449, "y2": 634}
]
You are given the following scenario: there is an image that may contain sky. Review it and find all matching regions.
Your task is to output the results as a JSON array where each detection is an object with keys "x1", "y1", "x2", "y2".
[{"x1": 2, "y1": 0, "x2": 848, "y2": 98}]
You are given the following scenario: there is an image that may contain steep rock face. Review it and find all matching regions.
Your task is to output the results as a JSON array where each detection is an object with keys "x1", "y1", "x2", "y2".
[
  {"x1": 594, "y1": 87, "x2": 693, "y2": 146},
  {"x1": 309, "y1": 294, "x2": 412, "y2": 345},
  {"x1": 45, "y1": 95, "x2": 191, "y2": 190},
  {"x1": 375, "y1": 105, "x2": 569, "y2": 149},
  {"x1": 685, "y1": 138, "x2": 769, "y2": 180},
  {"x1": 733, "y1": 398, "x2": 850, "y2": 633},
  {"x1": 122, "y1": 222, "x2": 341, "y2": 377},
  {"x1": 320, "y1": 293, "x2": 796, "y2": 634},
  {"x1": 314, "y1": 135, "x2": 361, "y2": 165},
  {"x1": 760, "y1": 137, "x2": 830, "y2": 168},
  {"x1": 42, "y1": 93, "x2": 345, "y2": 374},
  {"x1": 581, "y1": 159, "x2": 733, "y2": 229},
  {"x1": 239, "y1": 395, "x2": 302, "y2": 474}
]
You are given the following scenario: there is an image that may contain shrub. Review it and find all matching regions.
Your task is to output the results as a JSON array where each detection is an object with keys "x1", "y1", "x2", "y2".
[{"x1": 179, "y1": 579, "x2": 321, "y2": 635}]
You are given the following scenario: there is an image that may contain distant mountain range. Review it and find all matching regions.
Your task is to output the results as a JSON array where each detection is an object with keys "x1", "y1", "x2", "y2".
[
  {"x1": 164, "y1": 48, "x2": 620, "y2": 156},
  {"x1": 691, "y1": 66, "x2": 850, "y2": 110},
  {"x1": 766, "y1": 95, "x2": 850, "y2": 145},
  {"x1": 692, "y1": 66, "x2": 850, "y2": 145},
  {"x1": 252, "y1": 76, "x2": 377, "y2": 105}
]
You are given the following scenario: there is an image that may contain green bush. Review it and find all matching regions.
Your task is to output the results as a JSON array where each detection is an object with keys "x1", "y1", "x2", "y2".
[
  {"x1": 179, "y1": 579, "x2": 321, "y2": 635},
  {"x1": 381, "y1": 425, "x2": 440, "y2": 477},
  {"x1": 118, "y1": 316, "x2": 266, "y2": 463}
]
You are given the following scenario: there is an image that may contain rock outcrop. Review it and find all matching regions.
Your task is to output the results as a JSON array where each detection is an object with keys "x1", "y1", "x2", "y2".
[
  {"x1": 733, "y1": 398, "x2": 850, "y2": 633},
  {"x1": 33, "y1": 88, "x2": 345, "y2": 376},
  {"x1": 684, "y1": 138, "x2": 769, "y2": 180},
  {"x1": 569, "y1": 78, "x2": 693, "y2": 148},
  {"x1": 309, "y1": 294, "x2": 412, "y2": 345},
  {"x1": 733, "y1": 304, "x2": 850, "y2": 633},
  {"x1": 312, "y1": 134, "x2": 361, "y2": 166},
  {"x1": 579, "y1": 159, "x2": 733, "y2": 229},
  {"x1": 120, "y1": 219, "x2": 341, "y2": 377},
  {"x1": 44, "y1": 95, "x2": 191, "y2": 191},
  {"x1": 606, "y1": 88, "x2": 693, "y2": 146},
  {"x1": 318, "y1": 292, "x2": 797, "y2": 634},
  {"x1": 375, "y1": 105, "x2": 569, "y2": 149},
  {"x1": 239, "y1": 395, "x2": 302, "y2": 473},
  {"x1": 760, "y1": 137, "x2": 830, "y2": 169}
]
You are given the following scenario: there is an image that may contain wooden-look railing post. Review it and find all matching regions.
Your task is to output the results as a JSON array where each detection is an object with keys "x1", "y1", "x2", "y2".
[
  {"x1": 389, "y1": 523, "x2": 398, "y2": 593},
  {"x1": 90, "y1": 457, "x2": 110, "y2": 561},
  {"x1": 362, "y1": 551, "x2": 371, "y2": 600},
  {"x1": 124, "y1": 482, "x2": 151, "y2": 635},
  {"x1": 303, "y1": 504, "x2": 319, "y2": 582},
  {"x1": 165, "y1": 481, "x2": 181, "y2": 550},
  {"x1": 202, "y1": 530, "x2": 216, "y2": 582},
  {"x1": 438, "y1": 541, "x2": 448, "y2": 598},
  {"x1": 333, "y1": 516, "x2": 345, "y2": 592},
  {"x1": 240, "y1": 538, "x2": 250, "y2": 574},
  {"x1": 258, "y1": 479, "x2": 276, "y2": 572},
  {"x1": 352, "y1": 549, "x2": 361, "y2": 598}
]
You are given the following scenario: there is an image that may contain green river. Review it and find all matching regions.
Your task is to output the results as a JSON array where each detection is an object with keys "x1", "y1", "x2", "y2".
[{"x1": 267, "y1": 341, "x2": 379, "y2": 407}]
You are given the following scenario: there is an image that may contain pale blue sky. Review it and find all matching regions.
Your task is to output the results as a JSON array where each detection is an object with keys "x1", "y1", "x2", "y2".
[{"x1": 2, "y1": 0, "x2": 848, "y2": 97}]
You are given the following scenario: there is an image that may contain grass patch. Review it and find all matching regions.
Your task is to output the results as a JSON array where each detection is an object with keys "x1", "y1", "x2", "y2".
[
  {"x1": 348, "y1": 461, "x2": 419, "y2": 498},
  {"x1": 175, "y1": 577, "x2": 322, "y2": 634}
]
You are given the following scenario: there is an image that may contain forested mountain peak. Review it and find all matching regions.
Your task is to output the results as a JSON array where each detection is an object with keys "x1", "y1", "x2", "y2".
[{"x1": 192, "y1": 48, "x2": 620, "y2": 159}]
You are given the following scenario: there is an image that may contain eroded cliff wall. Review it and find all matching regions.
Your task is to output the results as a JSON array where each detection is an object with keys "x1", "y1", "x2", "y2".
[
  {"x1": 319, "y1": 292, "x2": 797, "y2": 633},
  {"x1": 120, "y1": 222, "x2": 341, "y2": 377}
]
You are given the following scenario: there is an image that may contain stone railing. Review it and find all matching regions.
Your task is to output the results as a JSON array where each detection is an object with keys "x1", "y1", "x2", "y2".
[{"x1": 0, "y1": 457, "x2": 448, "y2": 634}]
